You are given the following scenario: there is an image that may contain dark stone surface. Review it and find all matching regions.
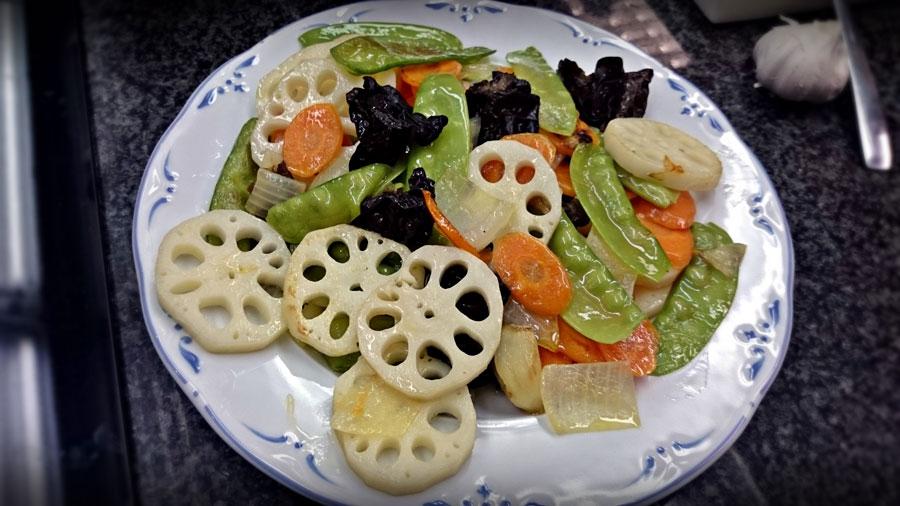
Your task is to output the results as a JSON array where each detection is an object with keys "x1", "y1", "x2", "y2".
[{"x1": 78, "y1": 0, "x2": 900, "y2": 504}]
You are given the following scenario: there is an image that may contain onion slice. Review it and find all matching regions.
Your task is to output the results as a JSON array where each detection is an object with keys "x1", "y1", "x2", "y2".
[{"x1": 540, "y1": 361, "x2": 640, "y2": 433}]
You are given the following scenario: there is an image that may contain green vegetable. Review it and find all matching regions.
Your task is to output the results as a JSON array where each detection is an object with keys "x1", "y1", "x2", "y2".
[
  {"x1": 616, "y1": 165, "x2": 680, "y2": 208},
  {"x1": 506, "y1": 47, "x2": 578, "y2": 136},
  {"x1": 460, "y1": 61, "x2": 500, "y2": 83},
  {"x1": 570, "y1": 144, "x2": 671, "y2": 281},
  {"x1": 299, "y1": 22, "x2": 462, "y2": 49},
  {"x1": 407, "y1": 74, "x2": 470, "y2": 184},
  {"x1": 652, "y1": 223, "x2": 743, "y2": 375},
  {"x1": 324, "y1": 353, "x2": 361, "y2": 374},
  {"x1": 549, "y1": 215, "x2": 644, "y2": 344},
  {"x1": 209, "y1": 118, "x2": 258, "y2": 211},
  {"x1": 330, "y1": 36, "x2": 494, "y2": 75},
  {"x1": 266, "y1": 163, "x2": 391, "y2": 243}
]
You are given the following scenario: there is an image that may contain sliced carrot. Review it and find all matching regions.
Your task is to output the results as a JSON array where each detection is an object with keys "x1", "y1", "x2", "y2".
[
  {"x1": 422, "y1": 190, "x2": 490, "y2": 262},
  {"x1": 479, "y1": 159, "x2": 505, "y2": 183},
  {"x1": 490, "y1": 233, "x2": 572, "y2": 316},
  {"x1": 596, "y1": 320, "x2": 659, "y2": 376},
  {"x1": 543, "y1": 118, "x2": 600, "y2": 157},
  {"x1": 398, "y1": 60, "x2": 462, "y2": 100},
  {"x1": 394, "y1": 69, "x2": 417, "y2": 107},
  {"x1": 502, "y1": 133, "x2": 557, "y2": 165},
  {"x1": 539, "y1": 347, "x2": 574, "y2": 366},
  {"x1": 553, "y1": 161, "x2": 576, "y2": 197},
  {"x1": 637, "y1": 215, "x2": 694, "y2": 270},
  {"x1": 497, "y1": 66, "x2": 514, "y2": 74},
  {"x1": 556, "y1": 318, "x2": 606, "y2": 363},
  {"x1": 282, "y1": 103, "x2": 343, "y2": 180},
  {"x1": 633, "y1": 192, "x2": 696, "y2": 230}
]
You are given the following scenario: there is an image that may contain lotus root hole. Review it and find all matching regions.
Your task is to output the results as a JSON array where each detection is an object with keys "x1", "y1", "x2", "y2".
[
  {"x1": 172, "y1": 249, "x2": 203, "y2": 269},
  {"x1": 170, "y1": 278, "x2": 201, "y2": 295},
  {"x1": 327, "y1": 240, "x2": 350, "y2": 263},
  {"x1": 267, "y1": 103, "x2": 284, "y2": 117},
  {"x1": 261, "y1": 243, "x2": 277, "y2": 254},
  {"x1": 515, "y1": 164, "x2": 535, "y2": 184},
  {"x1": 479, "y1": 157, "x2": 505, "y2": 183},
  {"x1": 528, "y1": 227, "x2": 544, "y2": 239},
  {"x1": 201, "y1": 225, "x2": 225, "y2": 246},
  {"x1": 286, "y1": 76, "x2": 310, "y2": 102},
  {"x1": 315, "y1": 69, "x2": 338, "y2": 96},
  {"x1": 357, "y1": 236, "x2": 369, "y2": 251},
  {"x1": 418, "y1": 345, "x2": 452, "y2": 380},
  {"x1": 243, "y1": 299, "x2": 269, "y2": 325},
  {"x1": 454, "y1": 331, "x2": 483, "y2": 356},
  {"x1": 381, "y1": 336, "x2": 409, "y2": 366},
  {"x1": 375, "y1": 440, "x2": 400, "y2": 465},
  {"x1": 355, "y1": 439, "x2": 369, "y2": 453},
  {"x1": 526, "y1": 194, "x2": 552, "y2": 217},
  {"x1": 268, "y1": 257, "x2": 284, "y2": 269},
  {"x1": 412, "y1": 437, "x2": 436, "y2": 462},
  {"x1": 428, "y1": 410, "x2": 461, "y2": 434},
  {"x1": 439, "y1": 263, "x2": 468, "y2": 289},
  {"x1": 329, "y1": 312, "x2": 350, "y2": 340},
  {"x1": 455, "y1": 290, "x2": 490, "y2": 321},
  {"x1": 235, "y1": 230, "x2": 260, "y2": 252},
  {"x1": 377, "y1": 252, "x2": 403, "y2": 276},
  {"x1": 302, "y1": 263, "x2": 326, "y2": 282},
  {"x1": 257, "y1": 275, "x2": 283, "y2": 299},
  {"x1": 368, "y1": 312, "x2": 398, "y2": 331},
  {"x1": 349, "y1": 283, "x2": 362, "y2": 292},
  {"x1": 301, "y1": 295, "x2": 330, "y2": 319},
  {"x1": 409, "y1": 261, "x2": 432, "y2": 289},
  {"x1": 200, "y1": 300, "x2": 231, "y2": 329}
]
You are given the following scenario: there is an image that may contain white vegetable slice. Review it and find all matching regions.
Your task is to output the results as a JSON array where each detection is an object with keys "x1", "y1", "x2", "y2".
[
  {"x1": 244, "y1": 168, "x2": 305, "y2": 218},
  {"x1": 541, "y1": 362, "x2": 640, "y2": 434},
  {"x1": 493, "y1": 325, "x2": 543, "y2": 413},
  {"x1": 633, "y1": 284, "x2": 672, "y2": 318},
  {"x1": 155, "y1": 210, "x2": 290, "y2": 353},
  {"x1": 438, "y1": 140, "x2": 562, "y2": 249},
  {"x1": 333, "y1": 360, "x2": 476, "y2": 496},
  {"x1": 283, "y1": 225, "x2": 410, "y2": 357},
  {"x1": 586, "y1": 227, "x2": 637, "y2": 296},
  {"x1": 502, "y1": 299, "x2": 559, "y2": 351},
  {"x1": 309, "y1": 144, "x2": 355, "y2": 188},
  {"x1": 604, "y1": 118, "x2": 723, "y2": 191},
  {"x1": 252, "y1": 57, "x2": 362, "y2": 169},
  {"x1": 357, "y1": 245, "x2": 503, "y2": 400}
]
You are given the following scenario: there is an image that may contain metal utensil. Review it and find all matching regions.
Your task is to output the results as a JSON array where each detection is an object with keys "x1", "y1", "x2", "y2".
[{"x1": 833, "y1": 0, "x2": 892, "y2": 170}]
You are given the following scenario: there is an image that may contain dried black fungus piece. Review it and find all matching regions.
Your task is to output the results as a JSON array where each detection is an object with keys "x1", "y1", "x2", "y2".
[
  {"x1": 562, "y1": 195, "x2": 590, "y2": 228},
  {"x1": 351, "y1": 168, "x2": 435, "y2": 250},
  {"x1": 557, "y1": 57, "x2": 653, "y2": 130},
  {"x1": 347, "y1": 77, "x2": 448, "y2": 170},
  {"x1": 466, "y1": 71, "x2": 540, "y2": 145}
]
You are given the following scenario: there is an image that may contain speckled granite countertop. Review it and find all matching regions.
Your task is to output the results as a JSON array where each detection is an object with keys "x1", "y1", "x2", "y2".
[{"x1": 79, "y1": 0, "x2": 900, "y2": 504}]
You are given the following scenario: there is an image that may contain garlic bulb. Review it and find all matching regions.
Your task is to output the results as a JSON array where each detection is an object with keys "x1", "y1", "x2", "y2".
[{"x1": 753, "y1": 19, "x2": 849, "y2": 103}]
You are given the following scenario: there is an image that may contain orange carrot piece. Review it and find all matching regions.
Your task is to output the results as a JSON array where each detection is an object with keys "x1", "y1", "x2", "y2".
[
  {"x1": 626, "y1": 190, "x2": 637, "y2": 200},
  {"x1": 394, "y1": 69, "x2": 417, "y2": 107},
  {"x1": 596, "y1": 320, "x2": 660, "y2": 376},
  {"x1": 544, "y1": 118, "x2": 600, "y2": 157},
  {"x1": 556, "y1": 318, "x2": 606, "y2": 363},
  {"x1": 479, "y1": 159, "x2": 505, "y2": 183},
  {"x1": 637, "y1": 215, "x2": 694, "y2": 270},
  {"x1": 422, "y1": 190, "x2": 490, "y2": 262},
  {"x1": 539, "y1": 347, "x2": 574, "y2": 366},
  {"x1": 282, "y1": 103, "x2": 343, "y2": 180},
  {"x1": 633, "y1": 192, "x2": 696, "y2": 230},
  {"x1": 269, "y1": 129, "x2": 285, "y2": 143},
  {"x1": 502, "y1": 133, "x2": 558, "y2": 165},
  {"x1": 399, "y1": 60, "x2": 462, "y2": 88},
  {"x1": 553, "y1": 162, "x2": 576, "y2": 197},
  {"x1": 491, "y1": 233, "x2": 573, "y2": 316}
]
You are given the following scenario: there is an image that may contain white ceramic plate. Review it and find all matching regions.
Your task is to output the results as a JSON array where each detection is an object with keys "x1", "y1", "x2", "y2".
[{"x1": 133, "y1": 2, "x2": 794, "y2": 504}]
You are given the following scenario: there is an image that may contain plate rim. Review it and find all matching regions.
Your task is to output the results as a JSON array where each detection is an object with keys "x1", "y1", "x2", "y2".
[{"x1": 130, "y1": 2, "x2": 796, "y2": 504}]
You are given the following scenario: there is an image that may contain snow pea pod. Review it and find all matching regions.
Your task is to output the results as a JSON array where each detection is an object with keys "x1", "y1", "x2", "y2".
[
  {"x1": 407, "y1": 74, "x2": 470, "y2": 184},
  {"x1": 299, "y1": 22, "x2": 462, "y2": 49},
  {"x1": 209, "y1": 118, "x2": 258, "y2": 211},
  {"x1": 652, "y1": 222, "x2": 741, "y2": 375},
  {"x1": 506, "y1": 47, "x2": 578, "y2": 136},
  {"x1": 549, "y1": 215, "x2": 644, "y2": 344},
  {"x1": 616, "y1": 165, "x2": 680, "y2": 208},
  {"x1": 330, "y1": 36, "x2": 495, "y2": 75},
  {"x1": 570, "y1": 143, "x2": 671, "y2": 281},
  {"x1": 266, "y1": 163, "x2": 391, "y2": 244}
]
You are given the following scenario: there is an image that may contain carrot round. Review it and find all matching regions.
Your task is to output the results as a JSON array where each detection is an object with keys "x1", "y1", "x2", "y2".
[
  {"x1": 596, "y1": 320, "x2": 659, "y2": 376},
  {"x1": 637, "y1": 215, "x2": 694, "y2": 270},
  {"x1": 422, "y1": 190, "x2": 490, "y2": 262},
  {"x1": 633, "y1": 192, "x2": 696, "y2": 230},
  {"x1": 282, "y1": 103, "x2": 343, "y2": 180},
  {"x1": 556, "y1": 318, "x2": 606, "y2": 363},
  {"x1": 502, "y1": 133, "x2": 557, "y2": 165},
  {"x1": 398, "y1": 60, "x2": 463, "y2": 100},
  {"x1": 553, "y1": 162, "x2": 576, "y2": 197},
  {"x1": 491, "y1": 233, "x2": 572, "y2": 316},
  {"x1": 539, "y1": 346, "x2": 574, "y2": 366}
]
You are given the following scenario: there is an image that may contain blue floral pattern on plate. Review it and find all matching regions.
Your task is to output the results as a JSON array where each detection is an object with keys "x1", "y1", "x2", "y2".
[
  {"x1": 198, "y1": 55, "x2": 259, "y2": 110},
  {"x1": 425, "y1": 2, "x2": 506, "y2": 22}
]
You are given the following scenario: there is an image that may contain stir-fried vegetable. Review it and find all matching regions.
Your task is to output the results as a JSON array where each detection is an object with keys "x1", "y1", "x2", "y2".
[
  {"x1": 633, "y1": 192, "x2": 695, "y2": 230},
  {"x1": 209, "y1": 118, "x2": 259, "y2": 211},
  {"x1": 490, "y1": 233, "x2": 573, "y2": 317},
  {"x1": 596, "y1": 320, "x2": 659, "y2": 376},
  {"x1": 407, "y1": 74, "x2": 470, "y2": 184},
  {"x1": 557, "y1": 57, "x2": 653, "y2": 130},
  {"x1": 501, "y1": 133, "x2": 557, "y2": 165},
  {"x1": 652, "y1": 223, "x2": 745, "y2": 375},
  {"x1": 549, "y1": 215, "x2": 643, "y2": 344},
  {"x1": 556, "y1": 318, "x2": 606, "y2": 363},
  {"x1": 637, "y1": 215, "x2": 694, "y2": 271},
  {"x1": 244, "y1": 168, "x2": 305, "y2": 218},
  {"x1": 299, "y1": 22, "x2": 463, "y2": 49},
  {"x1": 616, "y1": 166, "x2": 680, "y2": 208},
  {"x1": 323, "y1": 352, "x2": 361, "y2": 374},
  {"x1": 699, "y1": 243, "x2": 747, "y2": 278},
  {"x1": 503, "y1": 299, "x2": 559, "y2": 351},
  {"x1": 541, "y1": 362, "x2": 640, "y2": 434},
  {"x1": 421, "y1": 190, "x2": 485, "y2": 260},
  {"x1": 584, "y1": 228, "x2": 637, "y2": 296},
  {"x1": 330, "y1": 36, "x2": 494, "y2": 75},
  {"x1": 352, "y1": 168, "x2": 435, "y2": 250},
  {"x1": 506, "y1": 47, "x2": 578, "y2": 136},
  {"x1": 539, "y1": 347, "x2": 574, "y2": 366},
  {"x1": 466, "y1": 71, "x2": 540, "y2": 144},
  {"x1": 632, "y1": 284, "x2": 671, "y2": 318},
  {"x1": 398, "y1": 60, "x2": 463, "y2": 95},
  {"x1": 267, "y1": 163, "x2": 391, "y2": 243},
  {"x1": 570, "y1": 143, "x2": 671, "y2": 281},
  {"x1": 283, "y1": 103, "x2": 344, "y2": 179},
  {"x1": 346, "y1": 77, "x2": 448, "y2": 170},
  {"x1": 493, "y1": 325, "x2": 544, "y2": 413}
]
